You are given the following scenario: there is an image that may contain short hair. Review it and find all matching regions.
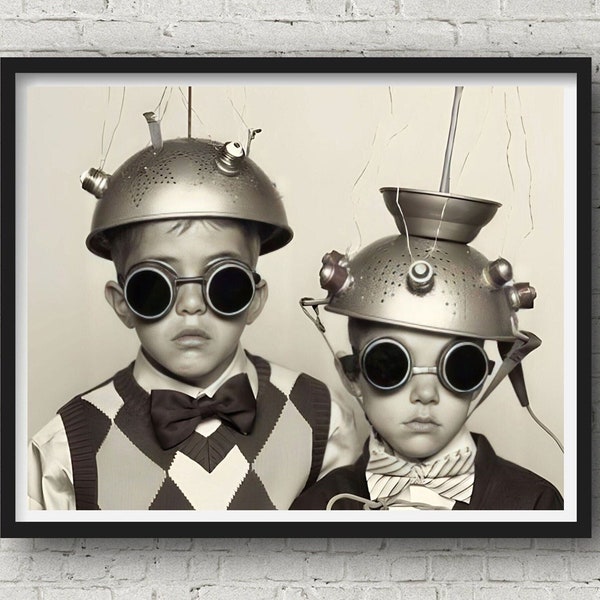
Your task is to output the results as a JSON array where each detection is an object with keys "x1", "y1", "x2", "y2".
[
  {"x1": 106, "y1": 218, "x2": 261, "y2": 275},
  {"x1": 347, "y1": 317, "x2": 370, "y2": 352}
]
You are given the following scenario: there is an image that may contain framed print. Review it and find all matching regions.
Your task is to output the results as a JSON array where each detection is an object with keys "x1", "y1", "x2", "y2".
[{"x1": 1, "y1": 57, "x2": 591, "y2": 537}]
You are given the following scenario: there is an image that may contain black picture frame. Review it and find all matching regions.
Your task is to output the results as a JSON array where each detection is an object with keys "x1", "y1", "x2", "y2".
[{"x1": 1, "y1": 56, "x2": 591, "y2": 537}]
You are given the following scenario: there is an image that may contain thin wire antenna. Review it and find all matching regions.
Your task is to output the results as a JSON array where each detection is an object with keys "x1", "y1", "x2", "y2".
[
  {"x1": 425, "y1": 86, "x2": 463, "y2": 258},
  {"x1": 457, "y1": 86, "x2": 494, "y2": 185},
  {"x1": 346, "y1": 122, "x2": 381, "y2": 255},
  {"x1": 242, "y1": 86, "x2": 248, "y2": 137},
  {"x1": 99, "y1": 87, "x2": 126, "y2": 170},
  {"x1": 426, "y1": 196, "x2": 450, "y2": 258},
  {"x1": 229, "y1": 96, "x2": 250, "y2": 130},
  {"x1": 376, "y1": 125, "x2": 409, "y2": 178},
  {"x1": 395, "y1": 186, "x2": 414, "y2": 263},
  {"x1": 516, "y1": 87, "x2": 535, "y2": 240},
  {"x1": 500, "y1": 91, "x2": 516, "y2": 258},
  {"x1": 153, "y1": 87, "x2": 168, "y2": 119},
  {"x1": 177, "y1": 87, "x2": 203, "y2": 129},
  {"x1": 161, "y1": 87, "x2": 174, "y2": 122},
  {"x1": 326, "y1": 492, "x2": 448, "y2": 511},
  {"x1": 187, "y1": 86, "x2": 192, "y2": 138},
  {"x1": 99, "y1": 87, "x2": 111, "y2": 166},
  {"x1": 526, "y1": 405, "x2": 564, "y2": 453}
]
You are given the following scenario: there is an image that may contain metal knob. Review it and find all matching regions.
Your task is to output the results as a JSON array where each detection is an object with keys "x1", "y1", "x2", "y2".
[
  {"x1": 319, "y1": 251, "x2": 352, "y2": 295},
  {"x1": 485, "y1": 258, "x2": 513, "y2": 287},
  {"x1": 507, "y1": 283, "x2": 537, "y2": 310},
  {"x1": 514, "y1": 283, "x2": 537, "y2": 309},
  {"x1": 407, "y1": 260, "x2": 435, "y2": 294}
]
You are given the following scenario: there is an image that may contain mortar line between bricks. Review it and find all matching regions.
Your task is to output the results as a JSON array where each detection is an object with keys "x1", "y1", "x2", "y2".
[{"x1": 12, "y1": 15, "x2": 600, "y2": 25}]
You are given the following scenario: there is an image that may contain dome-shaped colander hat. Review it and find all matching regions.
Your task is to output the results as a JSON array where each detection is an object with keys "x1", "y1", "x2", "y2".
[
  {"x1": 316, "y1": 188, "x2": 537, "y2": 342},
  {"x1": 81, "y1": 115, "x2": 292, "y2": 259}
]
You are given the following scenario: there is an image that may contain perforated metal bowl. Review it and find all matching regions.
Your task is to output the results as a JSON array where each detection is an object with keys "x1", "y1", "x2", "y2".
[
  {"x1": 86, "y1": 138, "x2": 292, "y2": 258},
  {"x1": 325, "y1": 235, "x2": 520, "y2": 341},
  {"x1": 380, "y1": 187, "x2": 501, "y2": 244}
]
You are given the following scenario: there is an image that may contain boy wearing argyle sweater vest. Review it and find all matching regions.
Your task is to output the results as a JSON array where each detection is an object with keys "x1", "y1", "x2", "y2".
[
  {"x1": 292, "y1": 189, "x2": 563, "y2": 511},
  {"x1": 28, "y1": 132, "x2": 361, "y2": 511}
]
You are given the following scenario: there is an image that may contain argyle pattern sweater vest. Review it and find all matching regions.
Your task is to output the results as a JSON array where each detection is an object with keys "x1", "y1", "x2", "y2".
[{"x1": 58, "y1": 354, "x2": 331, "y2": 510}]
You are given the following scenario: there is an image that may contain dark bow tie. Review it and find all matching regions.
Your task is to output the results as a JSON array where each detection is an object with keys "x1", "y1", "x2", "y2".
[{"x1": 150, "y1": 373, "x2": 256, "y2": 450}]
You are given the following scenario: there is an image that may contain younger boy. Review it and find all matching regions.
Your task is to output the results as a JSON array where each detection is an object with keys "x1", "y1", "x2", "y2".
[
  {"x1": 28, "y1": 120, "x2": 360, "y2": 510},
  {"x1": 292, "y1": 189, "x2": 563, "y2": 511}
]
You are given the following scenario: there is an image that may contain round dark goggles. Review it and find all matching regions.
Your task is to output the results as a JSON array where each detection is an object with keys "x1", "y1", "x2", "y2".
[
  {"x1": 119, "y1": 259, "x2": 261, "y2": 320},
  {"x1": 359, "y1": 338, "x2": 493, "y2": 394}
]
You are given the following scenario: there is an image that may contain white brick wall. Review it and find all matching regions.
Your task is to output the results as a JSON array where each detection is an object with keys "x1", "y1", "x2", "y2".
[{"x1": 2, "y1": 1, "x2": 600, "y2": 597}]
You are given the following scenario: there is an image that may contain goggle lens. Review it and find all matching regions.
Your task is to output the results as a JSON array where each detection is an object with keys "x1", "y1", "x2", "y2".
[
  {"x1": 125, "y1": 268, "x2": 172, "y2": 319},
  {"x1": 442, "y1": 343, "x2": 489, "y2": 393},
  {"x1": 362, "y1": 340, "x2": 410, "y2": 390},
  {"x1": 207, "y1": 265, "x2": 255, "y2": 315}
]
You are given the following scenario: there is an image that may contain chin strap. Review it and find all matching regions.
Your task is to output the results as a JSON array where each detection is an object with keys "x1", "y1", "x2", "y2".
[
  {"x1": 468, "y1": 331, "x2": 541, "y2": 417},
  {"x1": 468, "y1": 330, "x2": 564, "y2": 453}
]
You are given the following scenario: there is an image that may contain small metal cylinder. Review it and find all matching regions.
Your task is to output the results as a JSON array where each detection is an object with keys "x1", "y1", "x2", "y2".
[
  {"x1": 80, "y1": 168, "x2": 111, "y2": 199},
  {"x1": 407, "y1": 260, "x2": 435, "y2": 294},
  {"x1": 216, "y1": 141, "x2": 245, "y2": 176}
]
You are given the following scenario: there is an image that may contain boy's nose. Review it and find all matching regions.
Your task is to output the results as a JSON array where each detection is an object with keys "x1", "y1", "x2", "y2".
[
  {"x1": 174, "y1": 282, "x2": 208, "y2": 316},
  {"x1": 409, "y1": 375, "x2": 439, "y2": 404}
]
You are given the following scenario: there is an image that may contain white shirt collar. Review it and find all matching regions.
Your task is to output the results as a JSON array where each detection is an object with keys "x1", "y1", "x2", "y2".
[{"x1": 132, "y1": 344, "x2": 258, "y2": 399}]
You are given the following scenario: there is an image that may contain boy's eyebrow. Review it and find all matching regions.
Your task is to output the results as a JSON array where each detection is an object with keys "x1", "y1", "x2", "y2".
[
  {"x1": 144, "y1": 252, "x2": 249, "y2": 268},
  {"x1": 204, "y1": 251, "x2": 247, "y2": 265}
]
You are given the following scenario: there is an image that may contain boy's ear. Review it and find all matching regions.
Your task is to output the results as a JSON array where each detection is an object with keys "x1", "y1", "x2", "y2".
[
  {"x1": 105, "y1": 281, "x2": 136, "y2": 329},
  {"x1": 334, "y1": 352, "x2": 363, "y2": 402},
  {"x1": 245, "y1": 278, "x2": 268, "y2": 325}
]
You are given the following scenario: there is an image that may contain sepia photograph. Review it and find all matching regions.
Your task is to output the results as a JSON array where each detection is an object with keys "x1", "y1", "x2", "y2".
[{"x1": 0, "y1": 57, "x2": 590, "y2": 537}]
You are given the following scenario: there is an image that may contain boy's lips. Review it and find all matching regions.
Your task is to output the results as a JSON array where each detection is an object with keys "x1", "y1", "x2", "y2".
[
  {"x1": 403, "y1": 416, "x2": 440, "y2": 432},
  {"x1": 172, "y1": 328, "x2": 211, "y2": 347}
]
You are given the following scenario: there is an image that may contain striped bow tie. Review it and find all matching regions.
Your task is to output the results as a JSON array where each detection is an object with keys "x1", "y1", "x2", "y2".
[{"x1": 366, "y1": 444, "x2": 475, "y2": 506}]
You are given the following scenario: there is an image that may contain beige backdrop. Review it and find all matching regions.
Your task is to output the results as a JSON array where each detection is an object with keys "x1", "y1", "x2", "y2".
[{"x1": 22, "y1": 76, "x2": 569, "y2": 495}]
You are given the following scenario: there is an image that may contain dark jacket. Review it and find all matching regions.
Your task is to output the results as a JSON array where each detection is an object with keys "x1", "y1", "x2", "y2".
[{"x1": 291, "y1": 432, "x2": 563, "y2": 510}]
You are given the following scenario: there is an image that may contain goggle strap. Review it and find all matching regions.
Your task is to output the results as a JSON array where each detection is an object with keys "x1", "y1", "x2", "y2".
[
  {"x1": 300, "y1": 297, "x2": 343, "y2": 362},
  {"x1": 467, "y1": 331, "x2": 541, "y2": 417},
  {"x1": 498, "y1": 340, "x2": 531, "y2": 408},
  {"x1": 299, "y1": 297, "x2": 362, "y2": 398},
  {"x1": 508, "y1": 363, "x2": 530, "y2": 408},
  {"x1": 299, "y1": 297, "x2": 328, "y2": 333}
]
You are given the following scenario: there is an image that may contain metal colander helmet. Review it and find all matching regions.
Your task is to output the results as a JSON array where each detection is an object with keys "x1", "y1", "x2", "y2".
[
  {"x1": 81, "y1": 115, "x2": 292, "y2": 259},
  {"x1": 315, "y1": 188, "x2": 536, "y2": 342}
]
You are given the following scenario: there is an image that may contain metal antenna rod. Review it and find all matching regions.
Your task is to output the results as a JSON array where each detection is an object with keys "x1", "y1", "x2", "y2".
[
  {"x1": 439, "y1": 86, "x2": 464, "y2": 194},
  {"x1": 187, "y1": 86, "x2": 192, "y2": 138}
]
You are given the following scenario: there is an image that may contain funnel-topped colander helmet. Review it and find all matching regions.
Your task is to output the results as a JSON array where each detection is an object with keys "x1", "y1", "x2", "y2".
[
  {"x1": 315, "y1": 188, "x2": 536, "y2": 342},
  {"x1": 81, "y1": 118, "x2": 293, "y2": 259}
]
